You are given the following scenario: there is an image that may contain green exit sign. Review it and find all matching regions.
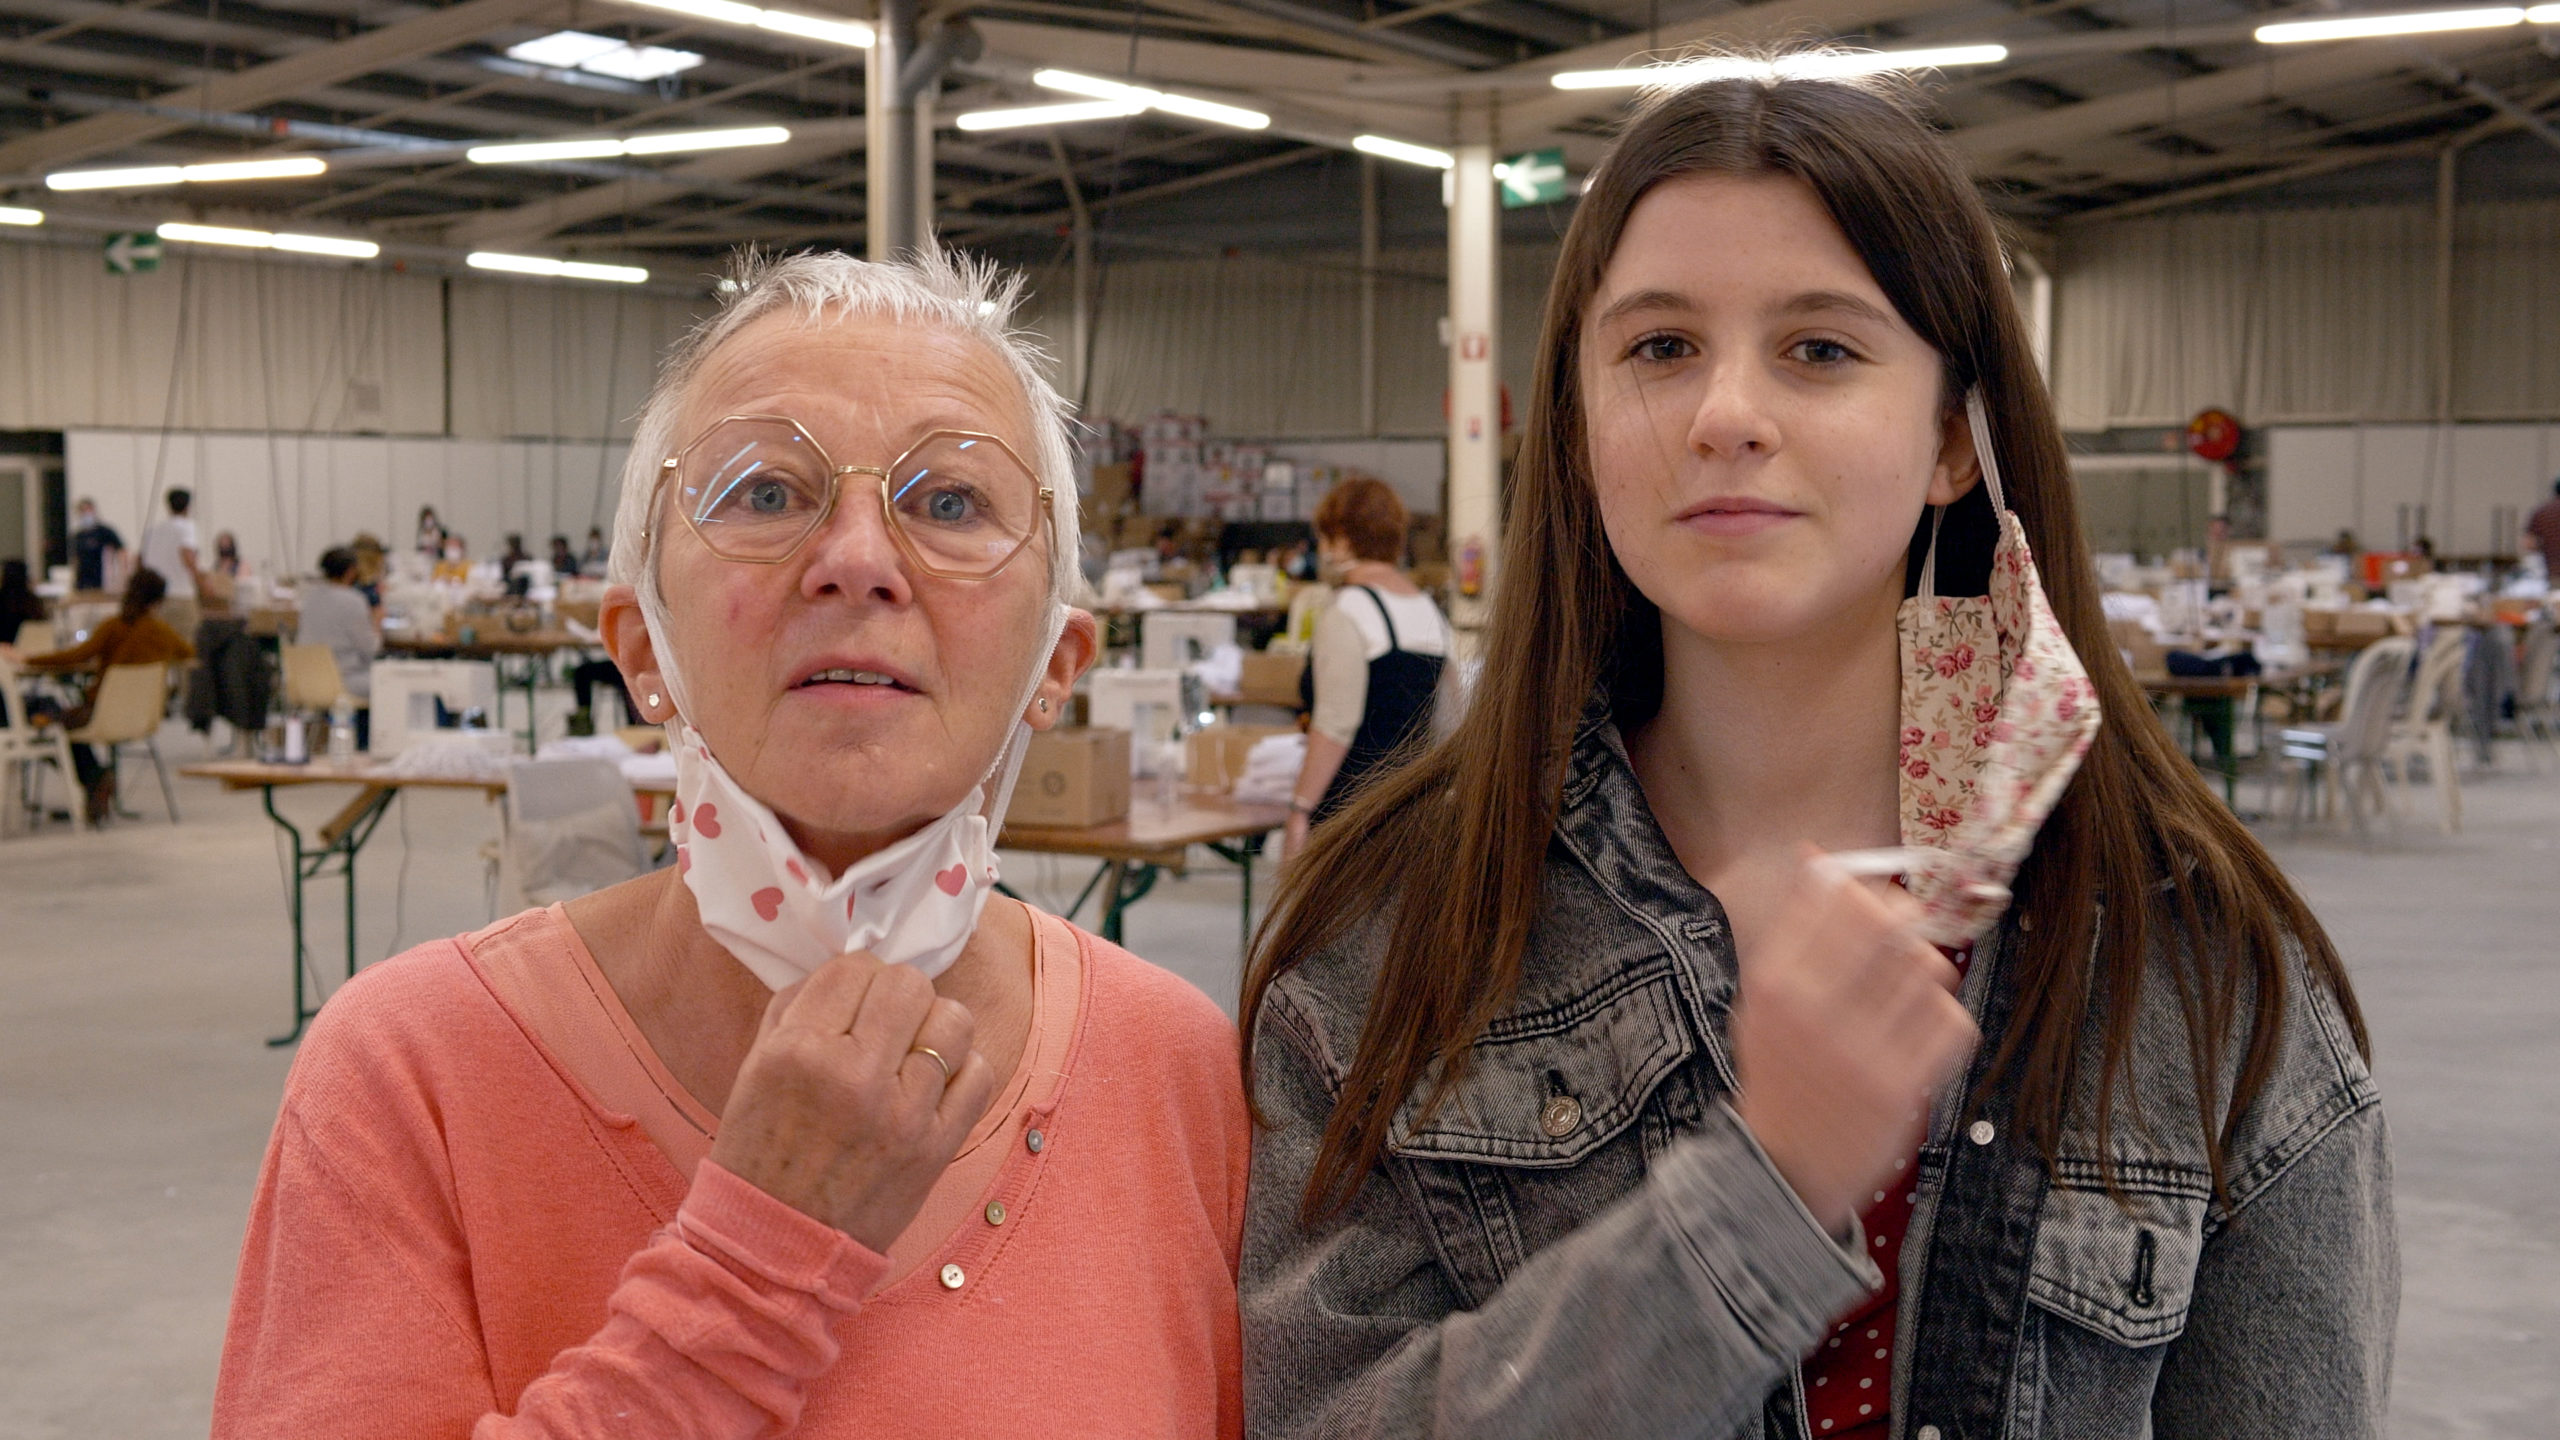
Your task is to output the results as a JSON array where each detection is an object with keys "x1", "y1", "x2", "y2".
[
  {"x1": 104, "y1": 232, "x2": 162, "y2": 273},
  {"x1": 1497, "y1": 149, "x2": 1569, "y2": 208}
]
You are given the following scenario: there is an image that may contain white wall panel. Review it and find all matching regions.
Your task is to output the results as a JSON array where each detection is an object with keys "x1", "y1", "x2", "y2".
[{"x1": 2266, "y1": 423, "x2": 2560, "y2": 554}]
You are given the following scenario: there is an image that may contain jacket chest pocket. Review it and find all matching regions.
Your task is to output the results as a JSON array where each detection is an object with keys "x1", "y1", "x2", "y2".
[
  {"x1": 2026, "y1": 1173, "x2": 2209, "y2": 1348},
  {"x1": 1382, "y1": 962, "x2": 1703, "y2": 1306}
]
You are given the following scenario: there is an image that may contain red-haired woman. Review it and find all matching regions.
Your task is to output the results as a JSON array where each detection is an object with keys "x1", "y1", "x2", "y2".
[{"x1": 1241, "y1": 68, "x2": 2392, "y2": 1440}]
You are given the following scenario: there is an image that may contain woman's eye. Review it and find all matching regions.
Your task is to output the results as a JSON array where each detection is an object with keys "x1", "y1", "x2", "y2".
[
  {"x1": 1790, "y1": 337, "x2": 1857, "y2": 366},
  {"x1": 924, "y1": 488, "x2": 977, "y2": 524},
  {"x1": 744, "y1": 480, "x2": 795, "y2": 514},
  {"x1": 1629, "y1": 333, "x2": 1694, "y2": 363}
]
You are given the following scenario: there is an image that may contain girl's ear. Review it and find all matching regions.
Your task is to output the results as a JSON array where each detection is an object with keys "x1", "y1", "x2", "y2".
[{"x1": 1926, "y1": 402, "x2": 1983, "y2": 508}]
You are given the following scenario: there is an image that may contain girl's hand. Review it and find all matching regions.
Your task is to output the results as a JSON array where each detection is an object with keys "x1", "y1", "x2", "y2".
[{"x1": 1728, "y1": 848, "x2": 1978, "y2": 1236}]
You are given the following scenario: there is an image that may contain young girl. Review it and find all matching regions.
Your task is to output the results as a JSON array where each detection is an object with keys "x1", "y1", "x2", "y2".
[{"x1": 1240, "y1": 71, "x2": 2393, "y2": 1440}]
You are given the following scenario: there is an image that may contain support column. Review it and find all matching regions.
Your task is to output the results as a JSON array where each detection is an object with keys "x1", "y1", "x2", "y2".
[
  {"x1": 1360, "y1": 156, "x2": 1379, "y2": 437},
  {"x1": 2431, "y1": 143, "x2": 2456, "y2": 547},
  {"x1": 1445, "y1": 139, "x2": 1501, "y2": 639},
  {"x1": 2014, "y1": 248, "x2": 2054, "y2": 382},
  {"x1": 866, "y1": 0, "x2": 918, "y2": 261},
  {"x1": 1049, "y1": 131, "x2": 1094, "y2": 410}
]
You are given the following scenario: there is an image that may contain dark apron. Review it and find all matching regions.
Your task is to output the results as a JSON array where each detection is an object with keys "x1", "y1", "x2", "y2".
[{"x1": 1301, "y1": 585, "x2": 1443, "y2": 825}]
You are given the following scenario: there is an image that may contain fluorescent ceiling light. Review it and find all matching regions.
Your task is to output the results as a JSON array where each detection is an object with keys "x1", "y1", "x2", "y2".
[
  {"x1": 2256, "y1": 6, "x2": 2522, "y2": 40},
  {"x1": 506, "y1": 30, "x2": 703, "y2": 82},
  {"x1": 1553, "y1": 44, "x2": 2006, "y2": 89},
  {"x1": 467, "y1": 125, "x2": 790, "y2": 164},
  {"x1": 607, "y1": 0, "x2": 874, "y2": 46},
  {"x1": 1032, "y1": 69, "x2": 1271, "y2": 130},
  {"x1": 1353, "y1": 134, "x2": 1454, "y2": 168},
  {"x1": 467, "y1": 251, "x2": 650, "y2": 284},
  {"x1": 954, "y1": 99, "x2": 1146, "y2": 131},
  {"x1": 622, "y1": 124, "x2": 791, "y2": 154},
  {"x1": 0, "y1": 206, "x2": 41, "y2": 225},
  {"x1": 47, "y1": 156, "x2": 329, "y2": 190},
  {"x1": 157, "y1": 221, "x2": 379, "y2": 259},
  {"x1": 467, "y1": 138, "x2": 625, "y2": 163},
  {"x1": 2530, "y1": 3, "x2": 2560, "y2": 18}
]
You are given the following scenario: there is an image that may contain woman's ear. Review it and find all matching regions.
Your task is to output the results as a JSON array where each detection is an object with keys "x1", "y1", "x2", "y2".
[
  {"x1": 1926, "y1": 402, "x2": 1983, "y2": 508},
  {"x1": 1026, "y1": 608, "x2": 1101, "y2": 730},
  {"x1": 598, "y1": 584, "x2": 670, "y2": 722}
]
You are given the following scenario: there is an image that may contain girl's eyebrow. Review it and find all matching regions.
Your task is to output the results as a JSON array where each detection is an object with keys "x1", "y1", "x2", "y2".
[
  {"x1": 1774, "y1": 289, "x2": 1900, "y2": 328},
  {"x1": 1591, "y1": 287, "x2": 1900, "y2": 331},
  {"x1": 1589, "y1": 287, "x2": 1692, "y2": 330}
]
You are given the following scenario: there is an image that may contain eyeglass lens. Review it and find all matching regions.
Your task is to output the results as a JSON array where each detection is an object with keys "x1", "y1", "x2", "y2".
[{"x1": 675, "y1": 418, "x2": 1040, "y2": 573}]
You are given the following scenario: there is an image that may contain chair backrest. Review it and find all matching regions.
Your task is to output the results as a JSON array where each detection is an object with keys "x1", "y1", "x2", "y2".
[
  {"x1": 280, "y1": 643, "x2": 348, "y2": 712},
  {"x1": 2520, "y1": 621, "x2": 2556, "y2": 711},
  {"x1": 0, "y1": 657, "x2": 35, "y2": 739},
  {"x1": 69, "y1": 664, "x2": 170, "y2": 746},
  {"x1": 2335, "y1": 636, "x2": 2417, "y2": 761},
  {"x1": 2403, "y1": 627, "x2": 2468, "y2": 724},
  {"x1": 503, "y1": 757, "x2": 646, "y2": 906},
  {"x1": 14, "y1": 620, "x2": 53, "y2": 654}
]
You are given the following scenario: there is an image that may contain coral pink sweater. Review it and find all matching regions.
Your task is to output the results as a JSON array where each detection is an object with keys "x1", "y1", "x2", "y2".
[{"x1": 214, "y1": 904, "x2": 1248, "y2": 1438}]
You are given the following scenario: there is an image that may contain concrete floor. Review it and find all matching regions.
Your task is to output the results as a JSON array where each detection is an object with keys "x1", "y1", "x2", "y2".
[{"x1": 0, "y1": 717, "x2": 2552, "y2": 1438}]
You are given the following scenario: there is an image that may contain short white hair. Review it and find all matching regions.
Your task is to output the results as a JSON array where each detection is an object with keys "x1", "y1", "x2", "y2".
[{"x1": 608, "y1": 247, "x2": 1083, "y2": 620}]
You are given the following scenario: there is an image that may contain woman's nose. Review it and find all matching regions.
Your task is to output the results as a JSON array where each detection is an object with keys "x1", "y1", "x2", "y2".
[
  {"x1": 797, "y1": 479, "x2": 916, "y2": 606},
  {"x1": 1683, "y1": 361, "x2": 1781, "y2": 461}
]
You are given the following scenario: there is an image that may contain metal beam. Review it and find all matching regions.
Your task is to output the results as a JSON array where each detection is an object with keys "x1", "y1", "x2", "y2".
[{"x1": 0, "y1": 0, "x2": 566, "y2": 174}]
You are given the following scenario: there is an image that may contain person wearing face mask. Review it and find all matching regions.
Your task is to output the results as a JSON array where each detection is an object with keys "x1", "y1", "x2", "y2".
[
  {"x1": 1284, "y1": 478, "x2": 1449, "y2": 860},
  {"x1": 70, "y1": 498, "x2": 124, "y2": 593},
  {"x1": 215, "y1": 251, "x2": 1251, "y2": 1439},
  {"x1": 1241, "y1": 69, "x2": 2392, "y2": 1440}
]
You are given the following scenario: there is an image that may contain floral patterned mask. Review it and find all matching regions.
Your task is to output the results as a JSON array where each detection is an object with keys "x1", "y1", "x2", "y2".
[{"x1": 1831, "y1": 391, "x2": 2101, "y2": 948}]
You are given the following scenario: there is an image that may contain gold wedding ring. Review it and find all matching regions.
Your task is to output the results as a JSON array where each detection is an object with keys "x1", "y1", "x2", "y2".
[{"x1": 909, "y1": 1045, "x2": 953, "y2": 1084}]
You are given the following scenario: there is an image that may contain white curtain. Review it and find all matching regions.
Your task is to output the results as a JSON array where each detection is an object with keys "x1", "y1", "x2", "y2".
[{"x1": 2051, "y1": 199, "x2": 2560, "y2": 428}]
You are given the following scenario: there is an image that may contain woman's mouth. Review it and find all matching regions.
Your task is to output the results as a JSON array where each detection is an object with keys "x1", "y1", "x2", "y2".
[{"x1": 1676, "y1": 496, "x2": 1802, "y2": 538}]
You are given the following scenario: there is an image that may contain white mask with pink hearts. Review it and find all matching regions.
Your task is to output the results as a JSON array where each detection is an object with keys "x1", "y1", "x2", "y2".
[
  {"x1": 639, "y1": 561, "x2": 1067, "y2": 988},
  {"x1": 662, "y1": 718, "x2": 1015, "y2": 987}
]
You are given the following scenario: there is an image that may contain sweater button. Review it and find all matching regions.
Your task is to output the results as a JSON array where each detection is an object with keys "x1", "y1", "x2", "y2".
[
  {"x1": 1026, "y1": 1128, "x2": 1046, "y2": 1153},
  {"x1": 985, "y1": 1200, "x2": 1007, "y2": 1226},
  {"x1": 939, "y1": 1263, "x2": 965, "y2": 1290},
  {"x1": 1540, "y1": 1095, "x2": 1582, "y2": 1138}
]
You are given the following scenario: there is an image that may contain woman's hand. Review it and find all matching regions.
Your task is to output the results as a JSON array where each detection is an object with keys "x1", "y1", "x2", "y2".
[
  {"x1": 1728, "y1": 849, "x2": 1978, "y2": 1237},
  {"x1": 708, "y1": 952, "x2": 998, "y2": 1255}
]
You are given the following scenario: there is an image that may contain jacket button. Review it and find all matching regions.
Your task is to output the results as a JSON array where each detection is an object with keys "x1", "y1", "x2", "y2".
[
  {"x1": 1968, "y1": 1120, "x2": 1996, "y2": 1146},
  {"x1": 1917, "y1": 1427, "x2": 1942, "y2": 1440},
  {"x1": 1540, "y1": 1095, "x2": 1582, "y2": 1137}
]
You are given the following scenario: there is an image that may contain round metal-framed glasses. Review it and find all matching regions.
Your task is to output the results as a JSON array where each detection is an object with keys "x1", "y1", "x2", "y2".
[{"x1": 647, "y1": 415, "x2": 1053, "y2": 581}]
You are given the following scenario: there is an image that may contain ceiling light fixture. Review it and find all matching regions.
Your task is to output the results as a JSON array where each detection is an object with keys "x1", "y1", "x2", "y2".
[
  {"x1": 157, "y1": 221, "x2": 378, "y2": 259},
  {"x1": 605, "y1": 0, "x2": 875, "y2": 47},
  {"x1": 1552, "y1": 43, "x2": 2007, "y2": 89},
  {"x1": 467, "y1": 251, "x2": 650, "y2": 284},
  {"x1": 2255, "y1": 5, "x2": 2526, "y2": 41},
  {"x1": 954, "y1": 99, "x2": 1146, "y2": 131},
  {"x1": 1352, "y1": 134, "x2": 1455, "y2": 168},
  {"x1": 0, "y1": 206, "x2": 41, "y2": 225},
  {"x1": 1032, "y1": 69, "x2": 1272, "y2": 130},
  {"x1": 506, "y1": 30, "x2": 704, "y2": 82},
  {"x1": 47, "y1": 156, "x2": 329, "y2": 190},
  {"x1": 467, "y1": 125, "x2": 790, "y2": 164}
]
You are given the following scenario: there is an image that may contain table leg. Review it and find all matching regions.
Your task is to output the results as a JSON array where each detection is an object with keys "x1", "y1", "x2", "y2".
[
  {"x1": 259, "y1": 783, "x2": 398, "y2": 1047},
  {"x1": 1096, "y1": 860, "x2": 1129, "y2": 943},
  {"x1": 1206, "y1": 837, "x2": 1263, "y2": 958},
  {"x1": 261, "y1": 786, "x2": 312, "y2": 1048}
]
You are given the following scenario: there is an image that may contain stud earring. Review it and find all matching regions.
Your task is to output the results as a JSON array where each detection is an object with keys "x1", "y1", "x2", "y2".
[
  {"x1": 1037, "y1": 697, "x2": 1050, "y2": 713},
  {"x1": 645, "y1": 693, "x2": 662, "y2": 712}
]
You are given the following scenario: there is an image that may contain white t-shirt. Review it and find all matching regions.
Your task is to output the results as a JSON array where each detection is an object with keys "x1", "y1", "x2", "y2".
[
  {"x1": 139, "y1": 516, "x2": 200, "y2": 597},
  {"x1": 1309, "y1": 585, "x2": 1450, "y2": 747}
]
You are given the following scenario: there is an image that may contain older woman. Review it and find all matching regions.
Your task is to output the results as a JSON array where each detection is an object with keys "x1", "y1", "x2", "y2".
[{"x1": 214, "y1": 252, "x2": 1250, "y2": 1437}]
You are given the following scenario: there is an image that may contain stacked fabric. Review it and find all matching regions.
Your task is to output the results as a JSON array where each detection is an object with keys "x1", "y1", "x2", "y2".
[{"x1": 1231, "y1": 732, "x2": 1306, "y2": 807}]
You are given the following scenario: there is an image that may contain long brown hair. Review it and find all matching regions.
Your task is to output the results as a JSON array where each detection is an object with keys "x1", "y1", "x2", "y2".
[{"x1": 1242, "y1": 72, "x2": 2368, "y2": 1223}]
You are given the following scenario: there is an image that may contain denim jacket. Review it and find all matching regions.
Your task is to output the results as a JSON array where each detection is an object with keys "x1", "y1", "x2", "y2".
[{"x1": 1242, "y1": 716, "x2": 2396, "y2": 1440}]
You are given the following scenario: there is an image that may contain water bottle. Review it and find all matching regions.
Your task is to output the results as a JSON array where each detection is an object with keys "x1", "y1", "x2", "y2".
[
  {"x1": 328, "y1": 696, "x2": 358, "y2": 764},
  {"x1": 282, "y1": 714, "x2": 309, "y2": 765}
]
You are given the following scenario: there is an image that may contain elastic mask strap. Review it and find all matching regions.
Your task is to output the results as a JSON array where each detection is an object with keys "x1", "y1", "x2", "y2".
[
  {"x1": 1964, "y1": 388, "x2": 2010, "y2": 516},
  {"x1": 1917, "y1": 506, "x2": 1948, "y2": 603},
  {"x1": 977, "y1": 601, "x2": 1072, "y2": 829}
]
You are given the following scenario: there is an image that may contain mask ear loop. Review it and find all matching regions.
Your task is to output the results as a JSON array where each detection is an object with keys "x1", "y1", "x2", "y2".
[{"x1": 1918, "y1": 388, "x2": 2011, "y2": 605}]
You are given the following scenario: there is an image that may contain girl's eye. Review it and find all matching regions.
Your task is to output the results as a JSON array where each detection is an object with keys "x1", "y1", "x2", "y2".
[
  {"x1": 1791, "y1": 337, "x2": 1857, "y2": 366},
  {"x1": 1629, "y1": 333, "x2": 1695, "y2": 363}
]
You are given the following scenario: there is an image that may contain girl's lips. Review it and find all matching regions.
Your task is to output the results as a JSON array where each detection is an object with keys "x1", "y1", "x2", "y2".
[{"x1": 1676, "y1": 503, "x2": 1801, "y2": 538}]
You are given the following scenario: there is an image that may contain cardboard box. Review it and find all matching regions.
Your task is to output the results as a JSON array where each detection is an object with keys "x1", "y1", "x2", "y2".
[
  {"x1": 1005, "y1": 727, "x2": 1130, "y2": 829},
  {"x1": 1187, "y1": 723, "x2": 1297, "y2": 792},
  {"x1": 1089, "y1": 462, "x2": 1134, "y2": 513},
  {"x1": 1236, "y1": 649, "x2": 1306, "y2": 707}
]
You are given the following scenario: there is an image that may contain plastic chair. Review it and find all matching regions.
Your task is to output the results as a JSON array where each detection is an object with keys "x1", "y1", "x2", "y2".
[
  {"x1": 2384, "y1": 628, "x2": 2469, "y2": 833},
  {"x1": 2276, "y1": 636, "x2": 2414, "y2": 838},
  {"x1": 66, "y1": 663, "x2": 179, "y2": 822},
  {"x1": 280, "y1": 643, "x2": 352, "y2": 713},
  {"x1": 0, "y1": 657, "x2": 84, "y2": 830},
  {"x1": 15, "y1": 620, "x2": 54, "y2": 655},
  {"x1": 2515, "y1": 620, "x2": 2558, "y2": 765},
  {"x1": 487, "y1": 757, "x2": 647, "y2": 914}
]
